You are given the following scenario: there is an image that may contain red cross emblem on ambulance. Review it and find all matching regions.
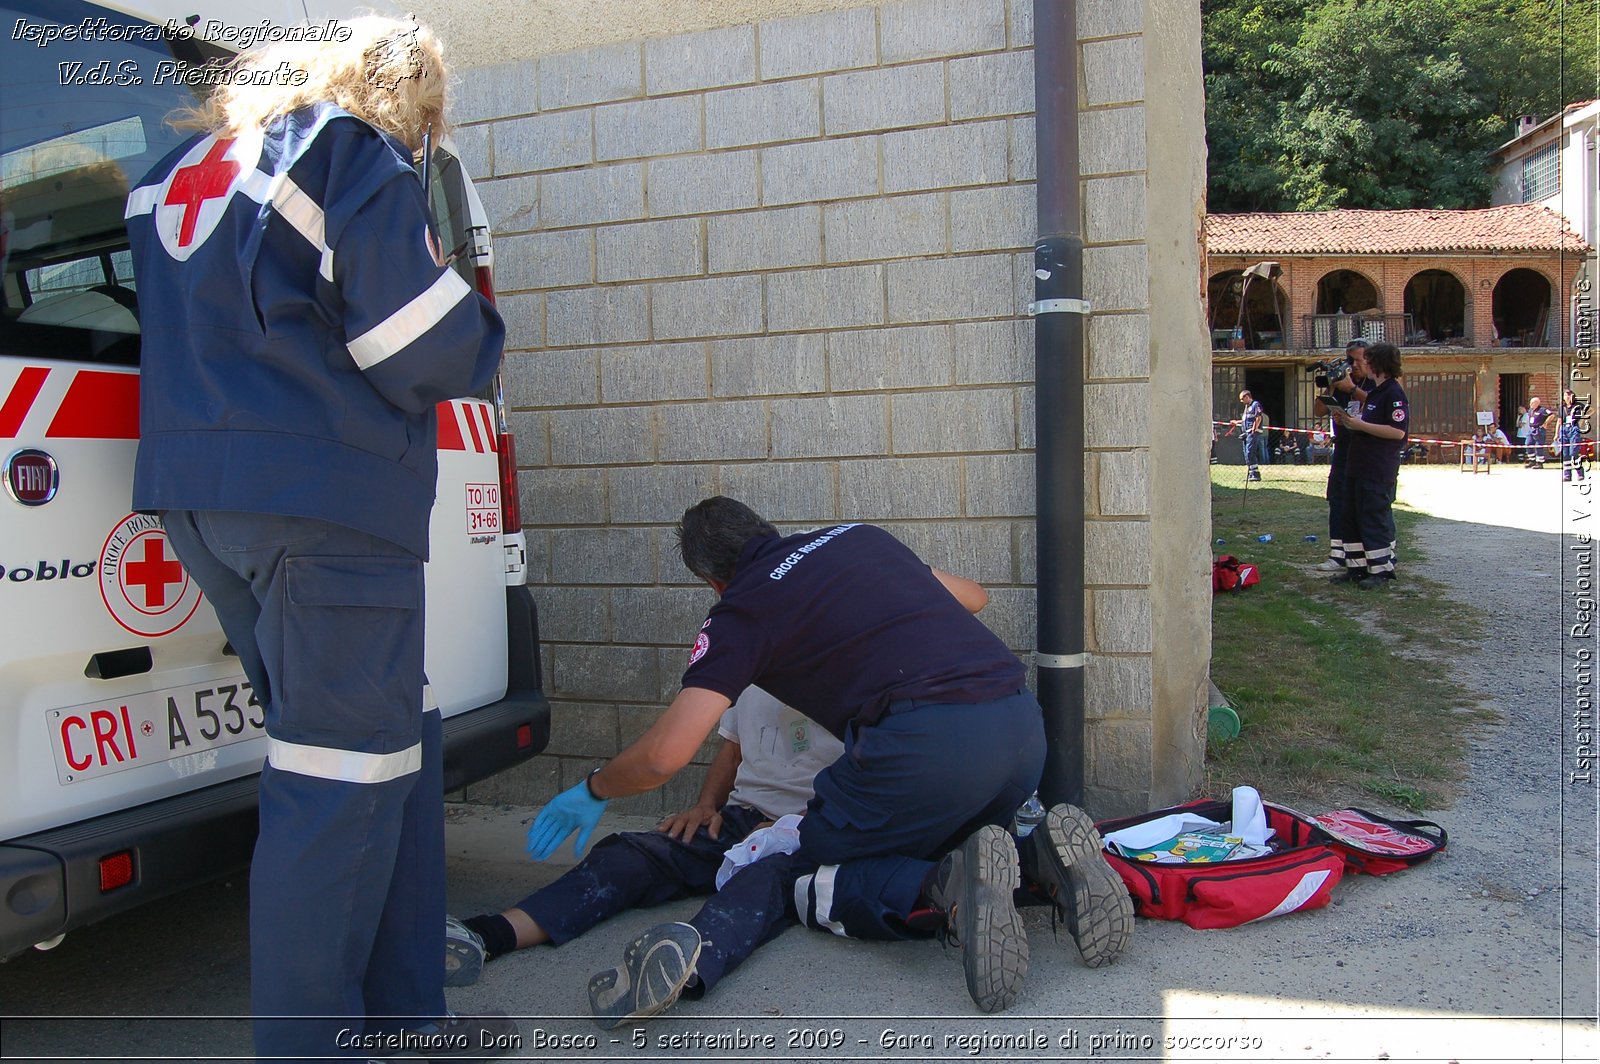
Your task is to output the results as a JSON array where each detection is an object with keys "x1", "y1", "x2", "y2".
[
  {"x1": 99, "y1": 514, "x2": 204, "y2": 638},
  {"x1": 150, "y1": 133, "x2": 262, "y2": 261}
]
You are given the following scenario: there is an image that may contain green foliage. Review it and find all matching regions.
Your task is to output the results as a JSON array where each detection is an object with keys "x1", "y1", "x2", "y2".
[{"x1": 1204, "y1": 0, "x2": 1599, "y2": 212}]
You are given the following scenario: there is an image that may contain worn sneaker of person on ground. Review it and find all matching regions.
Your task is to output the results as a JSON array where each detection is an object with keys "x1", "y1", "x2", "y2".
[
  {"x1": 926, "y1": 823, "x2": 1029, "y2": 1012},
  {"x1": 1022, "y1": 803, "x2": 1134, "y2": 967},
  {"x1": 588, "y1": 921, "x2": 703, "y2": 1029},
  {"x1": 443, "y1": 915, "x2": 486, "y2": 988}
]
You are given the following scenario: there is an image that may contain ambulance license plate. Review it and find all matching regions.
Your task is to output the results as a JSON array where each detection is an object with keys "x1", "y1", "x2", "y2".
[{"x1": 48, "y1": 679, "x2": 265, "y2": 785}]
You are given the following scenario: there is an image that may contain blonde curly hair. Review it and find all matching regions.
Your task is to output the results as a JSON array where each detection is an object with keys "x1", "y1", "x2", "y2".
[{"x1": 174, "y1": 15, "x2": 447, "y2": 152}]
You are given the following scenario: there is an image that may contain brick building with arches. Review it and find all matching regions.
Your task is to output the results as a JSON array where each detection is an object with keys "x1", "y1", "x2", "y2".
[{"x1": 1205, "y1": 204, "x2": 1588, "y2": 456}]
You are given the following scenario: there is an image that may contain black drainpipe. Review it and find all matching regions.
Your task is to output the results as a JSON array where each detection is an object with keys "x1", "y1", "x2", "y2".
[{"x1": 1032, "y1": 0, "x2": 1086, "y2": 807}]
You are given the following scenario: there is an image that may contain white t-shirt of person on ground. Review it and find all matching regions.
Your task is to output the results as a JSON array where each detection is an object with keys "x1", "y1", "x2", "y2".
[{"x1": 719, "y1": 686, "x2": 844, "y2": 820}]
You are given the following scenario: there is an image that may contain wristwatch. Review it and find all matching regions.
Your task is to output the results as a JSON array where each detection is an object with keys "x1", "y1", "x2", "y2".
[{"x1": 584, "y1": 765, "x2": 605, "y2": 800}]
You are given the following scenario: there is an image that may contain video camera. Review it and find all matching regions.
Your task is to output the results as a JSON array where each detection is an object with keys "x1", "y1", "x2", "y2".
[{"x1": 1307, "y1": 357, "x2": 1351, "y2": 390}]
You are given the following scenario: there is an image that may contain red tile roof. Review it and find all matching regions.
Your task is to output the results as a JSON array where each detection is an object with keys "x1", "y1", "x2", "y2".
[{"x1": 1206, "y1": 204, "x2": 1589, "y2": 255}]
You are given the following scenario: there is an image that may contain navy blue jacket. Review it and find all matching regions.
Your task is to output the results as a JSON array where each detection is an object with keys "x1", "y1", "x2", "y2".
[{"x1": 126, "y1": 104, "x2": 503, "y2": 559}]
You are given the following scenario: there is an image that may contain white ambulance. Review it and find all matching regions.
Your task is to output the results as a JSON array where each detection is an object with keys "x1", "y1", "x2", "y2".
[{"x1": 0, "y1": 0, "x2": 549, "y2": 959}]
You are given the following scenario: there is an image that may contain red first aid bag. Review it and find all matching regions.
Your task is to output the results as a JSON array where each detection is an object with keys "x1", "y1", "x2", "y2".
[
  {"x1": 1212, "y1": 555, "x2": 1260, "y2": 594},
  {"x1": 1306, "y1": 807, "x2": 1447, "y2": 875}
]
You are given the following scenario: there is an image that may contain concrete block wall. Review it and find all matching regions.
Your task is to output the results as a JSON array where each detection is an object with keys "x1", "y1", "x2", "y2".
[{"x1": 441, "y1": 0, "x2": 1209, "y2": 818}]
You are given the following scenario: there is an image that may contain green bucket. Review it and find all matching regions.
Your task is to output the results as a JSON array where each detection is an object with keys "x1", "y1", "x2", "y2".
[{"x1": 1208, "y1": 704, "x2": 1241, "y2": 741}]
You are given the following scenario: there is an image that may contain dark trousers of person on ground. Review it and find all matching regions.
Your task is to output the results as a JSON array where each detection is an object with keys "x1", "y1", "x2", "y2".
[{"x1": 1339, "y1": 478, "x2": 1397, "y2": 580}]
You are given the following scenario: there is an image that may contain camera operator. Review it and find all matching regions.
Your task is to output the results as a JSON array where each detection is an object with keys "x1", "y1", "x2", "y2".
[
  {"x1": 1313, "y1": 338, "x2": 1375, "y2": 572},
  {"x1": 1328, "y1": 342, "x2": 1408, "y2": 588}
]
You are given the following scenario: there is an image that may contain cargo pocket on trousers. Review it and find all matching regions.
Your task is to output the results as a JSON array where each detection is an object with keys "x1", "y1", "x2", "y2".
[{"x1": 280, "y1": 554, "x2": 423, "y2": 750}]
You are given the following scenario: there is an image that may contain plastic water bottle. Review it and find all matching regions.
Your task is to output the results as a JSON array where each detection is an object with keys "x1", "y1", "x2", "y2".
[
  {"x1": 1257, "y1": 533, "x2": 1273, "y2": 543},
  {"x1": 1215, "y1": 537, "x2": 1227, "y2": 545},
  {"x1": 1303, "y1": 534, "x2": 1318, "y2": 543},
  {"x1": 1011, "y1": 791, "x2": 1046, "y2": 838}
]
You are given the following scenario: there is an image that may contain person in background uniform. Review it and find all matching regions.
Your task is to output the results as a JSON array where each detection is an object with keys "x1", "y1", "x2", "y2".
[
  {"x1": 1525, "y1": 396, "x2": 1553, "y2": 468},
  {"x1": 1223, "y1": 390, "x2": 1264, "y2": 481},
  {"x1": 125, "y1": 17, "x2": 512, "y2": 1062},
  {"x1": 1329, "y1": 343, "x2": 1408, "y2": 588},
  {"x1": 441, "y1": 686, "x2": 843, "y2": 1015},
  {"x1": 1559, "y1": 389, "x2": 1588, "y2": 483},
  {"x1": 1314, "y1": 338, "x2": 1374, "y2": 572},
  {"x1": 523, "y1": 498, "x2": 1133, "y2": 1021}
]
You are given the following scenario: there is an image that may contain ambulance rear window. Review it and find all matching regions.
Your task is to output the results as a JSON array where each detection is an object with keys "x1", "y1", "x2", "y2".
[{"x1": 0, "y1": 0, "x2": 228, "y2": 366}]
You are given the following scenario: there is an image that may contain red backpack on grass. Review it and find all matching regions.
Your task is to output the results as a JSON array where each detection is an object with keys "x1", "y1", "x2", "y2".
[{"x1": 1212, "y1": 555, "x2": 1260, "y2": 594}]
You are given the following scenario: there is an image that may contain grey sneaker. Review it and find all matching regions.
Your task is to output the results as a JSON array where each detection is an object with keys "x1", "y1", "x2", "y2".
[
  {"x1": 1024, "y1": 804, "x2": 1134, "y2": 967},
  {"x1": 926, "y1": 824, "x2": 1028, "y2": 1013},
  {"x1": 443, "y1": 915, "x2": 486, "y2": 988},
  {"x1": 588, "y1": 922, "x2": 703, "y2": 1029},
  {"x1": 1316, "y1": 558, "x2": 1344, "y2": 571}
]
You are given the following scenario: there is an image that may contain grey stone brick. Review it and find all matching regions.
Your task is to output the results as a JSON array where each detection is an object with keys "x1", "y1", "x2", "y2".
[
  {"x1": 544, "y1": 701, "x2": 620, "y2": 758},
  {"x1": 657, "y1": 400, "x2": 769, "y2": 461},
  {"x1": 1084, "y1": 382, "x2": 1149, "y2": 447},
  {"x1": 612, "y1": 587, "x2": 717, "y2": 646},
  {"x1": 1087, "y1": 718, "x2": 1151, "y2": 789},
  {"x1": 1080, "y1": 106, "x2": 1146, "y2": 175},
  {"x1": 504, "y1": 348, "x2": 598, "y2": 408},
  {"x1": 886, "y1": 254, "x2": 1015, "y2": 323},
  {"x1": 496, "y1": 293, "x2": 543, "y2": 352},
  {"x1": 551, "y1": 527, "x2": 657, "y2": 585},
  {"x1": 652, "y1": 275, "x2": 764, "y2": 340},
  {"x1": 546, "y1": 284, "x2": 650, "y2": 347},
  {"x1": 711, "y1": 334, "x2": 827, "y2": 397},
  {"x1": 708, "y1": 206, "x2": 822, "y2": 273},
  {"x1": 476, "y1": 174, "x2": 539, "y2": 234},
  {"x1": 768, "y1": 264, "x2": 884, "y2": 332},
  {"x1": 828, "y1": 324, "x2": 954, "y2": 391},
  {"x1": 463, "y1": 753, "x2": 560, "y2": 806},
  {"x1": 771, "y1": 395, "x2": 888, "y2": 458},
  {"x1": 954, "y1": 319, "x2": 1033, "y2": 385},
  {"x1": 540, "y1": 163, "x2": 646, "y2": 228},
  {"x1": 877, "y1": 519, "x2": 1014, "y2": 583},
  {"x1": 823, "y1": 64, "x2": 945, "y2": 136},
  {"x1": 506, "y1": 411, "x2": 549, "y2": 466},
  {"x1": 1097, "y1": 449, "x2": 1150, "y2": 516},
  {"x1": 1083, "y1": 245, "x2": 1149, "y2": 312},
  {"x1": 761, "y1": 137, "x2": 879, "y2": 207},
  {"x1": 494, "y1": 111, "x2": 592, "y2": 176},
  {"x1": 949, "y1": 185, "x2": 1036, "y2": 252},
  {"x1": 1092, "y1": 589, "x2": 1152, "y2": 652},
  {"x1": 838, "y1": 456, "x2": 961, "y2": 518},
  {"x1": 596, "y1": 218, "x2": 703, "y2": 283},
  {"x1": 1016, "y1": 519, "x2": 1034, "y2": 583},
  {"x1": 648, "y1": 151, "x2": 760, "y2": 217},
  {"x1": 600, "y1": 342, "x2": 709, "y2": 404},
  {"x1": 1080, "y1": 0, "x2": 1144, "y2": 40},
  {"x1": 646, "y1": 24, "x2": 757, "y2": 94},
  {"x1": 596, "y1": 96, "x2": 703, "y2": 162},
  {"x1": 494, "y1": 229, "x2": 593, "y2": 292},
  {"x1": 892, "y1": 389, "x2": 1016, "y2": 454},
  {"x1": 949, "y1": 51, "x2": 1035, "y2": 120},
  {"x1": 884, "y1": 121, "x2": 1008, "y2": 193},
  {"x1": 1085, "y1": 653, "x2": 1153, "y2": 721},
  {"x1": 823, "y1": 193, "x2": 947, "y2": 264},
  {"x1": 705, "y1": 80, "x2": 821, "y2": 150},
  {"x1": 653, "y1": 649, "x2": 690, "y2": 704},
  {"x1": 539, "y1": 42, "x2": 643, "y2": 110},
  {"x1": 550, "y1": 644, "x2": 659, "y2": 702},
  {"x1": 1008, "y1": 0, "x2": 1034, "y2": 47},
  {"x1": 1087, "y1": 312, "x2": 1150, "y2": 379},
  {"x1": 719, "y1": 460, "x2": 838, "y2": 522},
  {"x1": 1083, "y1": 37, "x2": 1145, "y2": 107},
  {"x1": 974, "y1": 587, "x2": 1034, "y2": 652},
  {"x1": 965, "y1": 452, "x2": 1034, "y2": 516},
  {"x1": 1085, "y1": 174, "x2": 1147, "y2": 244},
  {"x1": 619, "y1": 703, "x2": 669, "y2": 747},
  {"x1": 531, "y1": 586, "x2": 612, "y2": 643},
  {"x1": 1010, "y1": 116, "x2": 1036, "y2": 181},
  {"x1": 1085, "y1": 519, "x2": 1151, "y2": 585},
  {"x1": 451, "y1": 123, "x2": 491, "y2": 181},
  {"x1": 881, "y1": 0, "x2": 1006, "y2": 63},
  {"x1": 449, "y1": 58, "x2": 537, "y2": 125},
  {"x1": 758, "y1": 6, "x2": 876, "y2": 80},
  {"x1": 522, "y1": 529, "x2": 552, "y2": 584},
  {"x1": 1016, "y1": 384, "x2": 1033, "y2": 449},
  {"x1": 608, "y1": 463, "x2": 719, "y2": 525},
  {"x1": 520, "y1": 467, "x2": 606, "y2": 525},
  {"x1": 548, "y1": 406, "x2": 656, "y2": 466}
]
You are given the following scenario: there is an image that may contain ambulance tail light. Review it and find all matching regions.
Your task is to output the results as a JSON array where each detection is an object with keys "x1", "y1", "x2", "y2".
[
  {"x1": 98, "y1": 851, "x2": 134, "y2": 893},
  {"x1": 497, "y1": 429, "x2": 522, "y2": 535}
]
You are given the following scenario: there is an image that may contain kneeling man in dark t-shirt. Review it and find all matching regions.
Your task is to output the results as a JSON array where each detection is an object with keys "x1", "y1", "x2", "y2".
[{"x1": 525, "y1": 497, "x2": 1132, "y2": 1022}]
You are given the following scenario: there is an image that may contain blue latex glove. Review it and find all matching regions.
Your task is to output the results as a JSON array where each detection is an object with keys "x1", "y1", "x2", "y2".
[{"x1": 526, "y1": 780, "x2": 608, "y2": 861}]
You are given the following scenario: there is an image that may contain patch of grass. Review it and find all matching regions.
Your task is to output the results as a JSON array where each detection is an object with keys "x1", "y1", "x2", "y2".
[{"x1": 1206, "y1": 467, "x2": 1493, "y2": 813}]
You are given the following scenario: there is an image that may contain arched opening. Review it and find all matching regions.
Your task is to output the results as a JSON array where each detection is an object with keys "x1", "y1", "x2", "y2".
[
  {"x1": 1208, "y1": 269, "x2": 1288, "y2": 349},
  {"x1": 1492, "y1": 269, "x2": 1554, "y2": 346},
  {"x1": 1403, "y1": 269, "x2": 1467, "y2": 344},
  {"x1": 1315, "y1": 269, "x2": 1379, "y2": 314}
]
